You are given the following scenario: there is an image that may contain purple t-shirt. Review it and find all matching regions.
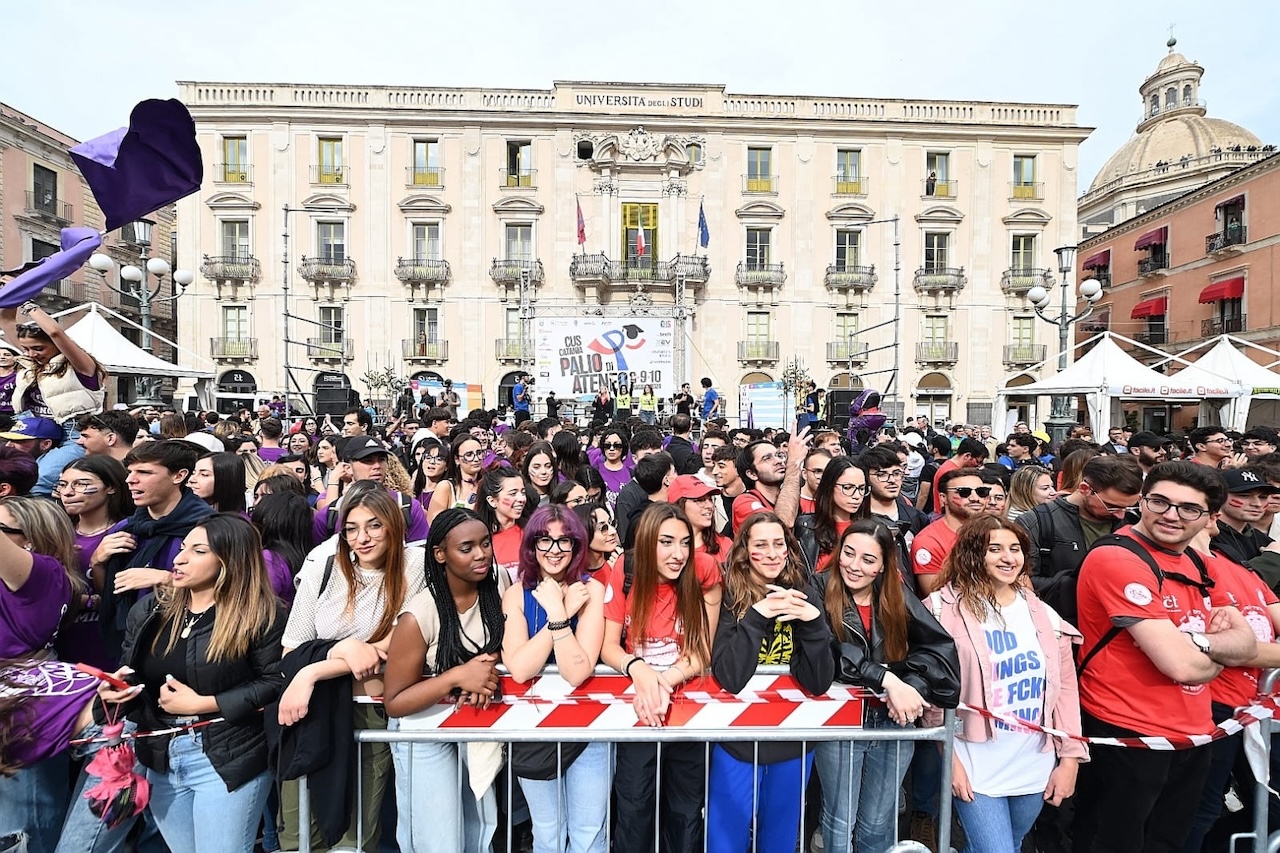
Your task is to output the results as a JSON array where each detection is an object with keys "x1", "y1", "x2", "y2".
[
  {"x1": 311, "y1": 488, "x2": 429, "y2": 543},
  {"x1": 5, "y1": 660, "x2": 98, "y2": 767},
  {"x1": 264, "y1": 550, "x2": 296, "y2": 606},
  {"x1": 0, "y1": 371, "x2": 15, "y2": 414},
  {"x1": 1, "y1": 553, "x2": 73, "y2": 658},
  {"x1": 258, "y1": 447, "x2": 286, "y2": 464},
  {"x1": 55, "y1": 521, "x2": 129, "y2": 671},
  {"x1": 597, "y1": 464, "x2": 632, "y2": 515}
]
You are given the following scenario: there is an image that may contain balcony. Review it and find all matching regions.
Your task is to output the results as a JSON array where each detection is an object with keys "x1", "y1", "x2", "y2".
[
  {"x1": 500, "y1": 168, "x2": 536, "y2": 188},
  {"x1": 1206, "y1": 227, "x2": 1248, "y2": 254},
  {"x1": 916, "y1": 342, "x2": 959, "y2": 364},
  {"x1": 401, "y1": 339, "x2": 449, "y2": 363},
  {"x1": 1000, "y1": 267, "x2": 1053, "y2": 296},
  {"x1": 1009, "y1": 182, "x2": 1044, "y2": 201},
  {"x1": 568, "y1": 253, "x2": 711, "y2": 293},
  {"x1": 1003, "y1": 344, "x2": 1047, "y2": 366},
  {"x1": 495, "y1": 338, "x2": 526, "y2": 363},
  {"x1": 200, "y1": 254, "x2": 261, "y2": 282},
  {"x1": 1132, "y1": 330, "x2": 1167, "y2": 346},
  {"x1": 738, "y1": 340, "x2": 780, "y2": 364},
  {"x1": 24, "y1": 191, "x2": 71, "y2": 223},
  {"x1": 824, "y1": 263, "x2": 877, "y2": 293},
  {"x1": 743, "y1": 175, "x2": 778, "y2": 194},
  {"x1": 405, "y1": 166, "x2": 445, "y2": 188},
  {"x1": 921, "y1": 179, "x2": 957, "y2": 199},
  {"x1": 1202, "y1": 316, "x2": 1247, "y2": 337},
  {"x1": 309, "y1": 165, "x2": 348, "y2": 186},
  {"x1": 42, "y1": 278, "x2": 74, "y2": 300},
  {"x1": 1089, "y1": 270, "x2": 1112, "y2": 288},
  {"x1": 832, "y1": 176, "x2": 868, "y2": 196},
  {"x1": 394, "y1": 257, "x2": 452, "y2": 286},
  {"x1": 210, "y1": 337, "x2": 258, "y2": 361},
  {"x1": 299, "y1": 256, "x2": 356, "y2": 284},
  {"x1": 734, "y1": 262, "x2": 786, "y2": 287},
  {"x1": 213, "y1": 163, "x2": 252, "y2": 183},
  {"x1": 826, "y1": 341, "x2": 869, "y2": 365},
  {"x1": 306, "y1": 338, "x2": 353, "y2": 361},
  {"x1": 913, "y1": 267, "x2": 966, "y2": 294},
  {"x1": 1138, "y1": 256, "x2": 1169, "y2": 276},
  {"x1": 490, "y1": 258, "x2": 544, "y2": 288}
]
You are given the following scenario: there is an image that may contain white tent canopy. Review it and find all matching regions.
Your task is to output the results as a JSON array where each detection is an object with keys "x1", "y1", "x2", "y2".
[
  {"x1": 63, "y1": 304, "x2": 213, "y2": 379},
  {"x1": 1165, "y1": 336, "x2": 1280, "y2": 431},
  {"x1": 995, "y1": 332, "x2": 1243, "y2": 432}
]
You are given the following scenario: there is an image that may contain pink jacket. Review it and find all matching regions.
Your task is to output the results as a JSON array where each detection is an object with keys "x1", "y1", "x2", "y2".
[{"x1": 924, "y1": 584, "x2": 1088, "y2": 762}]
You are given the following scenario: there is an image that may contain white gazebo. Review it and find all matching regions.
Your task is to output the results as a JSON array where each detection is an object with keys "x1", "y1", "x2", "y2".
[{"x1": 1164, "y1": 336, "x2": 1280, "y2": 431}]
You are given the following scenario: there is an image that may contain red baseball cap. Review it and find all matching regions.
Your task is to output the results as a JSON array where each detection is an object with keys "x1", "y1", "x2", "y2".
[{"x1": 668, "y1": 475, "x2": 719, "y2": 503}]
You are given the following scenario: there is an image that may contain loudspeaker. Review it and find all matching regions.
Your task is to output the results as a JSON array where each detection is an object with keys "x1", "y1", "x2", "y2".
[
  {"x1": 315, "y1": 388, "x2": 356, "y2": 417},
  {"x1": 827, "y1": 389, "x2": 858, "y2": 435}
]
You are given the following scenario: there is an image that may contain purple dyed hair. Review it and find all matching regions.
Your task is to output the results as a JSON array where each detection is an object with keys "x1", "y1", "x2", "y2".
[{"x1": 517, "y1": 504, "x2": 591, "y2": 590}]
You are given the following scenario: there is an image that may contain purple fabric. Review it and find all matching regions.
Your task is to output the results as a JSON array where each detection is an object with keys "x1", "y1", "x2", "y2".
[
  {"x1": 0, "y1": 227, "x2": 101, "y2": 308},
  {"x1": 54, "y1": 522, "x2": 129, "y2": 670},
  {"x1": 0, "y1": 370, "x2": 15, "y2": 414},
  {"x1": 7, "y1": 660, "x2": 99, "y2": 767},
  {"x1": 69, "y1": 99, "x2": 203, "y2": 233},
  {"x1": 0, "y1": 553, "x2": 73, "y2": 657},
  {"x1": 257, "y1": 447, "x2": 286, "y2": 463},
  {"x1": 597, "y1": 464, "x2": 632, "y2": 514},
  {"x1": 264, "y1": 550, "x2": 296, "y2": 606}
]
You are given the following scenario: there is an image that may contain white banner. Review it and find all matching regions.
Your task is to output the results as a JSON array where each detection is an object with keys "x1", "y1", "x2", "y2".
[{"x1": 534, "y1": 317, "x2": 675, "y2": 398}]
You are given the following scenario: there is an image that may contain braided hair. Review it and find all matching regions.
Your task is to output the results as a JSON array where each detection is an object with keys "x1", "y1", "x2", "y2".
[{"x1": 423, "y1": 507, "x2": 504, "y2": 674}]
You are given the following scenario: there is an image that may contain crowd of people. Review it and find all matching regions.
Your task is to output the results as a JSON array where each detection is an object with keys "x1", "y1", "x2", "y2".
[{"x1": 1, "y1": 306, "x2": 1280, "y2": 853}]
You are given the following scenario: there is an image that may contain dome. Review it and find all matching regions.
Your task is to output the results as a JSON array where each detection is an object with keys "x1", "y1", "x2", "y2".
[
  {"x1": 1155, "y1": 51, "x2": 1191, "y2": 74},
  {"x1": 1090, "y1": 114, "x2": 1262, "y2": 190}
]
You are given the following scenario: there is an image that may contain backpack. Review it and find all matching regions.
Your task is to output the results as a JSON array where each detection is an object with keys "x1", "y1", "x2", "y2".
[{"x1": 320, "y1": 490, "x2": 415, "y2": 539}]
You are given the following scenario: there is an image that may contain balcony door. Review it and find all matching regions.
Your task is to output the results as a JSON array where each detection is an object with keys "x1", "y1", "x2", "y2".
[
  {"x1": 746, "y1": 228, "x2": 771, "y2": 269},
  {"x1": 1011, "y1": 235, "x2": 1036, "y2": 271},
  {"x1": 413, "y1": 223, "x2": 440, "y2": 261},
  {"x1": 746, "y1": 148, "x2": 772, "y2": 192},
  {"x1": 505, "y1": 224, "x2": 532, "y2": 263},
  {"x1": 924, "y1": 232, "x2": 949, "y2": 272},
  {"x1": 319, "y1": 306, "x2": 344, "y2": 345},
  {"x1": 33, "y1": 164, "x2": 58, "y2": 212},
  {"x1": 622, "y1": 203, "x2": 658, "y2": 270},
  {"x1": 222, "y1": 306, "x2": 248, "y2": 341},
  {"x1": 835, "y1": 229, "x2": 861, "y2": 270},
  {"x1": 414, "y1": 307, "x2": 440, "y2": 344},
  {"x1": 222, "y1": 137, "x2": 248, "y2": 181},
  {"x1": 317, "y1": 138, "x2": 343, "y2": 183},
  {"x1": 318, "y1": 222, "x2": 345, "y2": 263},
  {"x1": 221, "y1": 220, "x2": 250, "y2": 260},
  {"x1": 412, "y1": 140, "x2": 440, "y2": 186}
]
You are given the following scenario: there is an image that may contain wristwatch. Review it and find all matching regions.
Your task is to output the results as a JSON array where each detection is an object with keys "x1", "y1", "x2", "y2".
[{"x1": 1189, "y1": 632, "x2": 1212, "y2": 656}]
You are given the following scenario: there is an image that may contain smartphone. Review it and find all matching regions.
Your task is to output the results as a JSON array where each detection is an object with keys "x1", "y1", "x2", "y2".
[{"x1": 75, "y1": 663, "x2": 132, "y2": 691}]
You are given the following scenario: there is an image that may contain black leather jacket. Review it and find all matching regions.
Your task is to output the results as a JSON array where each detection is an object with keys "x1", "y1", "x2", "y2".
[
  {"x1": 117, "y1": 596, "x2": 287, "y2": 791},
  {"x1": 795, "y1": 513, "x2": 822, "y2": 575},
  {"x1": 830, "y1": 581, "x2": 961, "y2": 715}
]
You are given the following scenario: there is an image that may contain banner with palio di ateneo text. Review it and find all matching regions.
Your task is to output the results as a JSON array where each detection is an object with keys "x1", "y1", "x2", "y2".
[{"x1": 534, "y1": 316, "x2": 674, "y2": 398}]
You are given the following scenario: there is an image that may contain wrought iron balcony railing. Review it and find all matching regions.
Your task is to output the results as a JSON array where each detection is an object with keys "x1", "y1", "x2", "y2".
[
  {"x1": 1001, "y1": 267, "x2": 1053, "y2": 295},
  {"x1": 826, "y1": 341, "x2": 869, "y2": 364},
  {"x1": 299, "y1": 256, "x2": 357, "y2": 283},
  {"x1": 401, "y1": 339, "x2": 449, "y2": 361},
  {"x1": 25, "y1": 191, "x2": 71, "y2": 222},
  {"x1": 406, "y1": 166, "x2": 444, "y2": 188},
  {"x1": 921, "y1": 178, "x2": 957, "y2": 199},
  {"x1": 1003, "y1": 344, "x2": 1047, "y2": 365},
  {"x1": 200, "y1": 254, "x2": 261, "y2": 282},
  {"x1": 214, "y1": 163, "x2": 251, "y2": 183},
  {"x1": 1138, "y1": 257, "x2": 1169, "y2": 276},
  {"x1": 310, "y1": 165, "x2": 348, "y2": 185},
  {"x1": 306, "y1": 338, "x2": 353, "y2": 360},
  {"x1": 500, "y1": 168, "x2": 536, "y2": 188},
  {"x1": 916, "y1": 342, "x2": 959, "y2": 363},
  {"x1": 1202, "y1": 316, "x2": 1247, "y2": 337},
  {"x1": 913, "y1": 267, "x2": 966, "y2": 292},
  {"x1": 495, "y1": 339, "x2": 526, "y2": 362},
  {"x1": 832, "y1": 176, "x2": 868, "y2": 196},
  {"x1": 490, "y1": 259, "x2": 544, "y2": 286},
  {"x1": 210, "y1": 338, "x2": 258, "y2": 360},
  {"x1": 394, "y1": 257, "x2": 451, "y2": 285},
  {"x1": 825, "y1": 264, "x2": 877, "y2": 292},
  {"x1": 742, "y1": 175, "x2": 778, "y2": 194},
  {"x1": 1009, "y1": 182, "x2": 1044, "y2": 201},
  {"x1": 738, "y1": 341, "x2": 780, "y2": 362},
  {"x1": 1206, "y1": 227, "x2": 1247, "y2": 253},
  {"x1": 734, "y1": 262, "x2": 786, "y2": 287},
  {"x1": 568, "y1": 254, "x2": 711, "y2": 286}
]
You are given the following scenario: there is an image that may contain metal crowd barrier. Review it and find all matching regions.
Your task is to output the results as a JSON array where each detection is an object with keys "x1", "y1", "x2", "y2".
[
  {"x1": 295, "y1": 665, "x2": 957, "y2": 853},
  {"x1": 1240, "y1": 669, "x2": 1280, "y2": 853}
]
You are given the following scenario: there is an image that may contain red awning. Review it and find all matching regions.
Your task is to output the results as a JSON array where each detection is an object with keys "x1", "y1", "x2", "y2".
[
  {"x1": 1131, "y1": 296, "x2": 1168, "y2": 319},
  {"x1": 1199, "y1": 276, "x2": 1245, "y2": 303},
  {"x1": 1134, "y1": 227, "x2": 1168, "y2": 250},
  {"x1": 1214, "y1": 194, "x2": 1245, "y2": 209},
  {"x1": 1081, "y1": 249, "x2": 1111, "y2": 269}
]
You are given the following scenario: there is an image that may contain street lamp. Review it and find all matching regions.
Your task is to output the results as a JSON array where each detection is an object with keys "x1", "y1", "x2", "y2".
[{"x1": 1025, "y1": 244, "x2": 1104, "y2": 445}]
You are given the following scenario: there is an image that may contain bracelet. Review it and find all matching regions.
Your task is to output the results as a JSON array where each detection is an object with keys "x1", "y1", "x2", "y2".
[
  {"x1": 666, "y1": 664, "x2": 687, "y2": 683},
  {"x1": 551, "y1": 631, "x2": 573, "y2": 642},
  {"x1": 624, "y1": 656, "x2": 644, "y2": 678},
  {"x1": 546, "y1": 619, "x2": 571, "y2": 632},
  {"x1": 18, "y1": 301, "x2": 38, "y2": 317}
]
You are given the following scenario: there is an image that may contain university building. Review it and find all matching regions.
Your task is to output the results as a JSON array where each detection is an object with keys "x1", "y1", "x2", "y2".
[{"x1": 174, "y1": 79, "x2": 1089, "y2": 425}]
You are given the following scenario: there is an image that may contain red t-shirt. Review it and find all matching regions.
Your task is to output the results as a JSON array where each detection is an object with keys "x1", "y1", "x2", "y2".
[
  {"x1": 910, "y1": 518, "x2": 957, "y2": 578},
  {"x1": 696, "y1": 533, "x2": 733, "y2": 568},
  {"x1": 1206, "y1": 552, "x2": 1278, "y2": 707},
  {"x1": 1076, "y1": 529, "x2": 1213, "y2": 738},
  {"x1": 604, "y1": 551, "x2": 721, "y2": 665},
  {"x1": 492, "y1": 524, "x2": 524, "y2": 586},
  {"x1": 817, "y1": 519, "x2": 852, "y2": 572},
  {"x1": 931, "y1": 459, "x2": 959, "y2": 514},
  {"x1": 799, "y1": 495, "x2": 816, "y2": 516},
  {"x1": 732, "y1": 489, "x2": 775, "y2": 535}
]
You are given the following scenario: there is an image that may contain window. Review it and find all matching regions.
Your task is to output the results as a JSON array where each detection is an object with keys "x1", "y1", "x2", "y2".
[
  {"x1": 221, "y1": 306, "x2": 249, "y2": 340},
  {"x1": 835, "y1": 229, "x2": 861, "y2": 269},
  {"x1": 836, "y1": 150, "x2": 862, "y2": 194},
  {"x1": 317, "y1": 222, "x2": 345, "y2": 262},
  {"x1": 317, "y1": 138, "x2": 344, "y2": 183},
  {"x1": 413, "y1": 307, "x2": 440, "y2": 343},
  {"x1": 1011, "y1": 317, "x2": 1034, "y2": 347},
  {"x1": 622, "y1": 203, "x2": 658, "y2": 268},
  {"x1": 924, "y1": 232, "x2": 950, "y2": 271},
  {"x1": 1012, "y1": 155, "x2": 1037, "y2": 198},
  {"x1": 412, "y1": 223, "x2": 441, "y2": 260},
  {"x1": 1149, "y1": 94, "x2": 1159, "y2": 116},
  {"x1": 746, "y1": 228, "x2": 772, "y2": 268},
  {"x1": 1165, "y1": 87, "x2": 1177, "y2": 108},
  {"x1": 221, "y1": 220, "x2": 250, "y2": 259},
  {"x1": 835, "y1": 312, "x2": 859, "y2": 351},
  {"x1": 506, "y1": 142, "x2": 532, "y2": 186},
  {"x1": 685, "y1": 143, "x2": 703, "y2": 165},
  {"x1": 32, "y1": 165, "x2": 57, "y2": 213},
  {"x1": 319, "y1": 306, "x2": 344, "y2": 344},
  {"x1": 925, "y1": 152, "x2": 952, "y2": 197},
  {"x1": 411, "y1": 140, "x2": 440, "y2": 186},
  {"x1": 221, "y1": 137, "x2": 248, "y2": 182},
  {"x1": 31, "y1": 239, "x2": 58, "y2": 262},
  {"x1": 746, "y1": 311, "x2": 772, "y2": 342},
  {"x1": 924, "y1": 315, "x2": 949, "y2": 344},
  {"x1": 505, "y1": 224, "x2": 533, "y2": 262},
  {"x1": 746, "y1": 147, "x2": 773, "y2": 192},
  {"x1": 504, "y1": 307, "x2": 521, "y2": 341},
  {"x1": 1011, "y1": 235, "x2": 1036, "y2": 270}
]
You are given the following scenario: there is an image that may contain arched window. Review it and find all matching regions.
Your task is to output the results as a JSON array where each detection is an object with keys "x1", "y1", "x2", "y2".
[
  {"x1": 1183, "y1": 84, "x2": 1193, "y2": 105},
  {"x1": 1150, "y1": 94, "x2": 1160, "y2": 116},
  {"x1": 1165, "y1": 87, "x2": 1177, "y2": 108}
]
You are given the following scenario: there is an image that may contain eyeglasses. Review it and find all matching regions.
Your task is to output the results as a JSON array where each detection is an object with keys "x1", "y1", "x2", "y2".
[
  {"x1": 986, "y1": 492, "x2": 1007, "y2": 504},
  {"x1": 1142, "y1": 495, "x2": 1210, "y2": 521},
  {"x1": 1242, "y1": 440, "x2": 1274, "y2": 448},
  {"x1": 341, "y1": 521, "x2": 386, "y2": 539},
  {"x1": 422, "y1": 455, "x2": 445, "y2": 464},
  {"x1": 534, "y1": 536, "x2": 574, "y2": 553},
  {"x1": 594, "y1": 521, "x2": 617, "y2": 533},
  {"x1": 470, "y1": 432, "x2": 492, "y2": 444},
  {"x1": 1203, "y1": 437, "x2": 1232, "y2": 445},
  {"x1": 566, "y1": 495, "x2": 590, "y2": 507},
  {"x1": 805, "y1": 467, "x2": 828, "y2": 477},
  {"x1": 602, "y1": 442, "x2": 625, "y2": 450},
  {"x1": 835, "y1": 482, "x2": 871, "y2": 496},
  {"x1": 458, "y1": 450, "x2": 484, "y2": 462},
  {"x1": 949, "y1": 486, "x2": 993, "y2": 499},
  {"x1": 870, "y1": 469, "x2": 905, "y2": 482},
  {"x1": 1084, "y1": 485, "x2": 1138, "y2": 514},
  {"x1": 55, "y1": 480, "x2": 101, "y2": 494}
]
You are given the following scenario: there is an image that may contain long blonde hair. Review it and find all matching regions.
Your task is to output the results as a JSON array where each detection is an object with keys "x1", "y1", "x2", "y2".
[
  {"x1": 382, "y1": 454, "x2": 413, "y2": 495},
  {"x1": 0, "y1": 496, "x2": 85, "y2": 597},
  {"x1": 153, "y1": 514, "x2": 277, "y2": 662},
  {"x1": 335, "y1": 483, "x2": 408, "y2": 642}
]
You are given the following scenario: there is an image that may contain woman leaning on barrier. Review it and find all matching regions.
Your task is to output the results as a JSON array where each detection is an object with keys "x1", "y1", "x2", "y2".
[
  {"x1": 382, "y1": 508, "x2": 506, "y2": 853},
  {"x1": 925, "y1": 516, "x2": 1086, "y2": 853},
  {"x1": 501, "y1": 505, "x2": 608, "y2": 853},
  {"x1": 600, "y1": 502, "x2": 721, "y2": 853},
  {"x1": 813, "y1": 519, "x2": 960, "y2": 853},
  {"x1": 706, "y1": 512, "x2": 834, "y2": 853}
]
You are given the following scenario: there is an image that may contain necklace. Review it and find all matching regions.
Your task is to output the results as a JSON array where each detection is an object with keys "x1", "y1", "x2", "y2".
[
  {"x1": 180, "y1": 607, "x2": 212, "y2": 639},
  {"x1": 76, "y1": 522, "x2": 114, "y2": 538}
]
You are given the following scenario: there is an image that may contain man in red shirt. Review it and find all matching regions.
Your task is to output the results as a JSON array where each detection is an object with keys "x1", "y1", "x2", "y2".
[
  {"x1": 1186, "y1": 426, "x2": 1236, "y2": 468},
  {"x1": 930, "y1": 438, "x2": 988, "y2": 514},
  {"x1": 910, "y1": 467, "x2": 987, "y2": 595},
  {"x1": 1072, "y1": 461, "x2": 1257, "y2": 853},
  {"x1": 731, "y1": 432, "x2": 806, "y2": 534}
]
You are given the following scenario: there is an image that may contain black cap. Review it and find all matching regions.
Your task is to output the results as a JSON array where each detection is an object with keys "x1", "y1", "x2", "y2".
[
  {"x1": 1127, "y1": 431, "x2": 1169, "y2": 450},
  {"x1": 1221, "y1": 468, "x2": 1280, "y2": 494},
  {"x1": 344, "y1": 436, "x2": 391, "y2": 461}
]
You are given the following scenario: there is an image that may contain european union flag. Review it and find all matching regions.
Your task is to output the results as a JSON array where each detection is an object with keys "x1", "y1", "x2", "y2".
[{"x1": 697, "y1": 202, "x2": 710, "y2": 249}]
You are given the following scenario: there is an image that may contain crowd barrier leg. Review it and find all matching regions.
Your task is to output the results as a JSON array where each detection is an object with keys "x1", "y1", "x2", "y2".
[
  {"x1": 938, "y1": 716, "x2": 954, "y2": 853},
  {"x1": 297, "y1": 775, "x2": 311, "y2": 853}
]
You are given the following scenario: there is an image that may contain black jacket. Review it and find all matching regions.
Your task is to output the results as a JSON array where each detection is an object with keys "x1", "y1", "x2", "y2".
[
  {"x1": 666, "y1": 435, "x2": 699, "y2": 475},
  {"x1": 1015, "y1": 497, "x2": 1123, "y2": 624},
  {"x1": 871, "y1": 498, "x2": 931, "y2": 571},
  {"x1": 117, "y1": 596, "x2": 286, "y2": 791},
  {"x1": 795, "y1": 514, "x2": 822, "y2": 575},
  {"x1": 711, "y1": 580, "x2": 834, "y2": 764},
  {"x1": 614, "y1": 481, "x2": 651, "y2": 549},
  {"x1": 829, "y1": 582, "x2": 961, "y2": 718}
]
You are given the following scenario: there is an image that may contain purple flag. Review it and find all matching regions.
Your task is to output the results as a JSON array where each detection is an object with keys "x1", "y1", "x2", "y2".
[
  {"x1": 0, "y1": 227, "x2": 101, "y2": 308},
  {"x1": 70, "y1": 99, "x2": 202, "y2": 233}
]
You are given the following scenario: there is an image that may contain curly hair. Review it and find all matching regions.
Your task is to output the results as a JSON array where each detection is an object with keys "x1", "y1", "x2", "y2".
[{"x1": 936, "y1": 515, "x2": 1032, "y2": 622}]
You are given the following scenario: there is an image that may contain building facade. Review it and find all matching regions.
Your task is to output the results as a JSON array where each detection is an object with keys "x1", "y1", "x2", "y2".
[
  {"x1": 0, "y1": 101, "x2": 179, "y2": 402},
  {"x1": 175, "y1": 80, "x2": 1089, "y2": 426}
]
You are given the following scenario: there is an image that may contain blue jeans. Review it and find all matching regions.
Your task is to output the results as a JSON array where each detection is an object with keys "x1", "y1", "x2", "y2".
[
  {"x1": 55, "y1": 719, "x2": 159, "y2": 853},
  {"x1": 389, "y1": 718, "x2": 497, "y2": 853},
  {"x1": 0, "y1": 752, "x2": 69, "y2": 853},
  {"x1": 517, "y1": 741, "x2": 610, "y2": 853},
  {"x1": 705, "y1": 745, "x2": 812, "y2": 853},
  {"x1": 954, "y1": 791, "x2": 1043, "y2": 853},
  {"x1": 814, "y1": 707, "x2": 914, "y2": 853},
  {"x1": 146, "y1": 730, "x2": 271, "y2": 853}
]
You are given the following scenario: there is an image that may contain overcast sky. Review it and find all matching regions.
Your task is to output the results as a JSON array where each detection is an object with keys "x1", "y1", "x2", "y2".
[{"x1": 2, "y1": 0, "x2": 1275, "y2": 190}]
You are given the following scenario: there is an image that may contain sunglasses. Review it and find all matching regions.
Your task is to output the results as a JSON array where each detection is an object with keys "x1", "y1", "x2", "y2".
[
  {"x1": 602, "y1": 442, "x2": 625, "y2": 450},
  {"x1": 0, "y1": 523, "x2": 25, "y2": 536},
  {"x1": 949, "y1": 486, "x2": 992, "y2": 499}
]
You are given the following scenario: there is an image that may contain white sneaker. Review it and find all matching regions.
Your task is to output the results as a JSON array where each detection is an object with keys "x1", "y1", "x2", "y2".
[
  {"x1": 1225, "y1": 786, "x2": 1245, "y2": 813},
  {"x1": 809, "y1": 828, "x2": 824, "y2": 852}
]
